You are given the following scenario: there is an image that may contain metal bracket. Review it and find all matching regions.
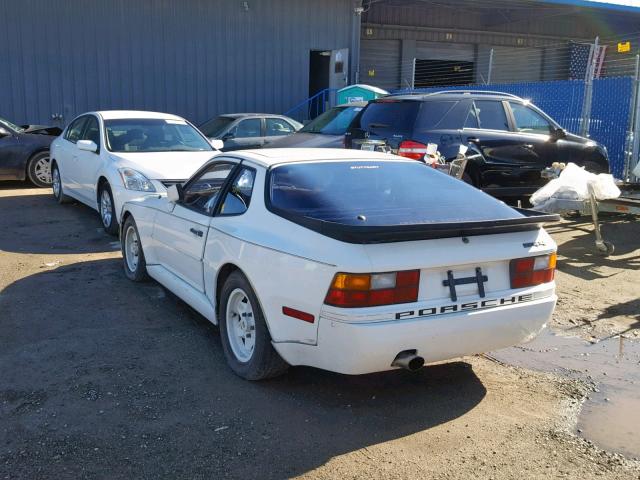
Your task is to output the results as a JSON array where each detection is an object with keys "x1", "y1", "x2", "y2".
[{"x1": 442, "y1": 267, "x2": 488, "y2": 302}]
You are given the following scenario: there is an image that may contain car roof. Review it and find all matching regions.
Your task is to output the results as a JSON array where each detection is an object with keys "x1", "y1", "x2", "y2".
[
  {"x1": 226, "y1": 148, "x2": 401, "y2": 168},
  {"x1": 96, "y1": 110, "x2": 186, "y2": 121},
  {"x1": 219, "y1": 113, "x2": 288, "y2": 119}
]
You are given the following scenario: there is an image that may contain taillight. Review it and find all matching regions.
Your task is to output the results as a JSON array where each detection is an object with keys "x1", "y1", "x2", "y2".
[
  {"x1": 510, "y1": 253, "x2": 557, "y2": 289},
  {"x1": 397, "y1": 140, "x2": 429, "y2": 161},
  {"x1": 324, "y1": 270, "x2": 420, "y2": 308}
]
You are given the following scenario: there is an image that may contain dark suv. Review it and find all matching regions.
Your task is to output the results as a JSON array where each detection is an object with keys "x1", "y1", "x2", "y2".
[{"x1": 345, "y1": 91, "x2": 610, "y2": 196}]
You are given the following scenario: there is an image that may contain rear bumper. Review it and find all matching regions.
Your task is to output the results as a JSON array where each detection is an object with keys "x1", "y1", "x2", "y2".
[{"x1": 273, "y1": 295, "x2": 556, "y2": 375}]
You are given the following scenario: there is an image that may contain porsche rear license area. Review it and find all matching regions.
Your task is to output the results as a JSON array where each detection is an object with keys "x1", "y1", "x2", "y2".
[{"x1": 421, "y1": 260, "x2": 511, "y2": 304}]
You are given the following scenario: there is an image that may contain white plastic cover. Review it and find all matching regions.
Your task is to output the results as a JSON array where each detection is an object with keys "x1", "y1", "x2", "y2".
[{"x1": 531, "y1": 162, "x2": 621, "y2": 212}]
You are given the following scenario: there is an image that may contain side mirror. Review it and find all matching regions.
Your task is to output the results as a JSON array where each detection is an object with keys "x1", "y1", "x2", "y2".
[
  {"x1": 77, "y1": 139, "x2": 98, "y2": 152},
  {"x1": 222, "y1": 132, "x2": 235, "y2": 141},
  {"x1": 209, "y1": 138, "x2": 224, "y2": 150},
  {"x1": 167, "y1": 184, "x2": 184, "y2": 203},
  {"x1": 550, "y1": 128, "x2": 566, "y2": 141},
  {"x1": 0, "y1": 127, "x2": 10, "y2": 138}
]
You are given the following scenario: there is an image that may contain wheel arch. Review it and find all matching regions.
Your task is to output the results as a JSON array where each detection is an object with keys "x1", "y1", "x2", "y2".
[
  {"x1": 215, "y1": 263, "x2": 273, "y2": 335},
  {"x1": 96, "y1": 175, "x2": 110, "y2": 204}
]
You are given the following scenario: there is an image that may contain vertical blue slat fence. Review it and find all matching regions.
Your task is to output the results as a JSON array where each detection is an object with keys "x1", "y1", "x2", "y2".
[{"x1": 393, "y1": 77, "x2": 633, "y2": 178}]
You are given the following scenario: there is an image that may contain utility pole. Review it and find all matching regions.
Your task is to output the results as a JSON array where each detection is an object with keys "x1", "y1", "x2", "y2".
[
  {"x1": 487, "y1": 48, "x2": 494, "y2": 85},
  {"x1": 624, "y1": 55, "x2": 640, "y2": 181}
]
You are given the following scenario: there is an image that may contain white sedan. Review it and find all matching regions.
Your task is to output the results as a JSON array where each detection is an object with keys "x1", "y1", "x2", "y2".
[
  {"x1": 50, "y1": 110, "x2": 221, "y2": 234},
  {"x1": 120, "y1": 148, "x2": 559, "y2": 380}
]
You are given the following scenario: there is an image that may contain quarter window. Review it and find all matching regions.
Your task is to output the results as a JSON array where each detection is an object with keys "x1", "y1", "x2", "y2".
[
  {"x1": 235, "y1": 119, "x2": 262, "y2": 138},
  {"x1": 473, "y1": 101, "x2": 509, "y2": 131},
  {"x1": 265, "y1": 118, "x2": 294, "y2": 136},
  {"x1": 181, "y1": 163, "x2": 236, "y2": 215},
  {"x1": 220, "y1": 168, "x2": 255, "y2": 216},
  {"x1": 65, "y1": 117, "x2": 88, "y2": 143},
  {"x1": 509, "y1": 102, "x2": 553, "y2": 134}
]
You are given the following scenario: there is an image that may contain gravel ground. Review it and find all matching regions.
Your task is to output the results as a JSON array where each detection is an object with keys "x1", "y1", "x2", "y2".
[{"x1": 1, "y1": 184, "x2": 639, "y2": 480}]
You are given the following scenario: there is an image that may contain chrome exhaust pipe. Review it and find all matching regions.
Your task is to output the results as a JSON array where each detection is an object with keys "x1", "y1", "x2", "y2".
[{"x1": 391, "y1": 350, "x2": 425, "y2": 372}]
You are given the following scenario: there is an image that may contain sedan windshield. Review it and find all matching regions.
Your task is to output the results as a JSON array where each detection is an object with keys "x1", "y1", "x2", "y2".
[
  {"x1": 0, "y1": 117, "x2": 24, "y2": 133},
  {"x1": 269, "y1": 161, "x2": 522, "y2": 226},
  {"x1": 300, "y1": 106, "x2": 363, "y2": 135},
  {"x1": 105, "y1": 119, "x2": 212, "y2": 152},
  {"x1": 199, "y1": 116, "x2": 234, "y2": 138}
]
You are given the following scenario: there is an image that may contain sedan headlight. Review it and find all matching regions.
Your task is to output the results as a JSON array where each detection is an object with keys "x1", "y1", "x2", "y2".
[{"x1": 118, "y1": 168, "x2": 156, "y2": 192}]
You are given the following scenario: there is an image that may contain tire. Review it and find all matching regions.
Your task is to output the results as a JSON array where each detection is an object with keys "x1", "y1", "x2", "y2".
[
  {"x1": 121, "y1": 216, "x2": 149, "y2": 282},
  {"x1": 51, "y1": 162, "x2": 72, "y2": 204},
  {"x1": 99, "y1": 183, "x2": 119, "y2": 236},
  {"x1": 27, "y1": 151, "x2": 52, "y2": 187},
  {"x1": 219, "y1": 271, "x2": 288, "y2": 380}
]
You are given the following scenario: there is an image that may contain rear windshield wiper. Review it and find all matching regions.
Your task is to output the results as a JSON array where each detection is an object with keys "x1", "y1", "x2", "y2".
[{"x1": 367, "y1": 123, "x2": 390, "y2": 129}]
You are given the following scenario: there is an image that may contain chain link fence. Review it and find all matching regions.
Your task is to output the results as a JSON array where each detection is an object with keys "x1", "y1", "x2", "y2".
[{"x1": 386, "y1": 34, "x2": 640, "y2": 181}]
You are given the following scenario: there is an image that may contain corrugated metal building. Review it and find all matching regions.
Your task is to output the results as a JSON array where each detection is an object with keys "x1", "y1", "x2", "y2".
[
  {"x1": 359, "y1": 0, "x2": 640, "y2": 90},
  {"x1": 1, "y1": 0, "x2": 357, "y2": 126}
]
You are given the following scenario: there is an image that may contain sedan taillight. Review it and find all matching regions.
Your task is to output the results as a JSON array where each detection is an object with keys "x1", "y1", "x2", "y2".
[
  {"x1": 510, "y1": 253, "x2": 557, "y2": 289},
  {"x1": 325, "y1": 270, "x2": 420, "y2": 308},
  {"x1": 397, "y1": 140, "x2": 429, "y2": 161}
]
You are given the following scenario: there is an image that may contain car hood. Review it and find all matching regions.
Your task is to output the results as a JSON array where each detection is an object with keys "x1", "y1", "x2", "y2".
[
  {"x1": 110, "y1": 151, "x2": 218, "y2": 180},
  {"x1": 21, "y1": 124, "x2": 63, "y2": 136},
  {"x1": 265, "y1": 132, "x2": 343, "y2": 148},
  {"x1": 563, "y1": 131, "x2": 601, "y2": 147}
]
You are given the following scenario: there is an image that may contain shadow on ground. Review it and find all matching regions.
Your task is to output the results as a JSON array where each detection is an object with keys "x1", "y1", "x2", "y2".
[
  {"x1": 0, "y1": 187, "x2": 116, "y2": 254},
  {"x1": 547, "y1": 216, "x2": 640, "y2": 281},
  {"x1": 0, "y1": 259, "x2": 486, "y2": 479}
]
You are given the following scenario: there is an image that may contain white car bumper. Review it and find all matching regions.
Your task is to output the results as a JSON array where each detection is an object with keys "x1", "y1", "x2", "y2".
[{"x1": 273, "y1": 294, "x2": 556, "y2": 375}]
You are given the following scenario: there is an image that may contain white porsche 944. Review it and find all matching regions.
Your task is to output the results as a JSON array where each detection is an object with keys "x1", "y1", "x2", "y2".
[{"x1": 119, "y1": 148, "x2": 559, "y2": 380}]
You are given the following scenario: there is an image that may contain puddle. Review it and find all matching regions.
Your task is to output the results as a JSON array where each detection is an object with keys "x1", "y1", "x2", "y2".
[{"x1": 491, "y1": 329, "x2": 640, "y2": 459}]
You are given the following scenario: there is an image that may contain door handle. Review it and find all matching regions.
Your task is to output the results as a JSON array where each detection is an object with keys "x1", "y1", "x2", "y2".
[
  {"x1": 189, "y1": 227, "x2": 203, "y2": 237},
  {"x1": 467, "y1": 137, "x2": 480, "y2": 143}
]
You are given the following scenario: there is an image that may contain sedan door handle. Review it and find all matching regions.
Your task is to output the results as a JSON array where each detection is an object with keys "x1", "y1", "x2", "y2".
[{"x1": 190, "y1": 228, "x2": 203, "y2": 237}]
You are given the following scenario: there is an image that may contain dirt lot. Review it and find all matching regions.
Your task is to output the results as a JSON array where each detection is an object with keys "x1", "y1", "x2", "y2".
[{"x1": 1, "y1": 184, "x2": 639, "y2": 480}]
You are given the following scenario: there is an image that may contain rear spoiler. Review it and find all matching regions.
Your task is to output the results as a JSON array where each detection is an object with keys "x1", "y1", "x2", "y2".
[{"x1": 275, "y1": 208, "x2": 560, "y2": 244}]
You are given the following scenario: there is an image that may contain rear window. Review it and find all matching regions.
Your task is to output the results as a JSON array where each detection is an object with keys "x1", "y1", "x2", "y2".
[
  {"x1": 268, "y1": 161, "x2": 522, "y2": 226},
  {"x1": 200, "y1": 116, "x2": 234, "y2": 138},
  {"x1": 357, "y1": 101, "x2": 420, "y2": 132},
  {"x1": 300, "y1": 106, "x2": 362, "y2": 135},
  {"x1": 415, "y1": 100, "x2": 469, "y2": 130}
]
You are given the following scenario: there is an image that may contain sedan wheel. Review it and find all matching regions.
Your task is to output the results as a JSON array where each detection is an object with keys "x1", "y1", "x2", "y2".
[
  {"x1": 99, "y1": 184, "x2": 119, "y2": 235},
  {"x1": 52, "y1": 164, "x2": 71, "y2": 204},
  {"x1": 27, "y1": 152, "x2": 52, "y2": 187}
]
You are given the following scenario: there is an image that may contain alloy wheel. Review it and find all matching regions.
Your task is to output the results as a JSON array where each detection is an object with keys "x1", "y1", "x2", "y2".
[
  {"x1": 100, "y1": 189, "x2": 113, "y2": 228},
  {"x1": 226, "y1": 288, "x2": 256, "y2": 363}
]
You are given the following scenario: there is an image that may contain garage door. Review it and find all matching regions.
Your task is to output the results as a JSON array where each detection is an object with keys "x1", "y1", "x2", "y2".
[
  {"x1": 490, "y1": 46, "x2": 543, "y2": 83},
  {"x1": 360, "y1": 39, "x2": 401, "y2": 91},
  {"x1": 415, "y1": 41, "x2": 476, "y2": 87}
]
